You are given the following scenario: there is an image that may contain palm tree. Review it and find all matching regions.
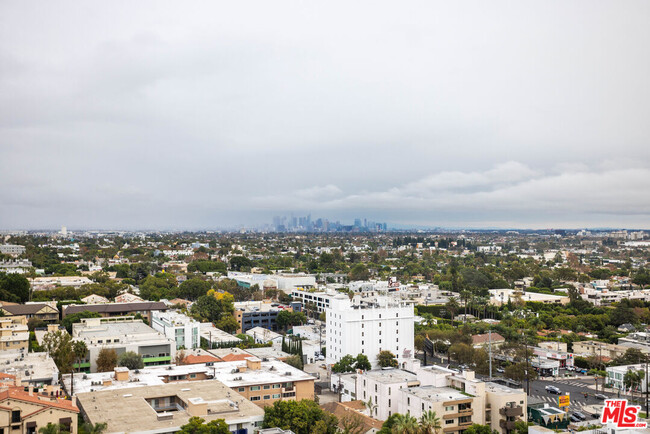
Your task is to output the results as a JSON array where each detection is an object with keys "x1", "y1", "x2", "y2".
[
  {"x1": 79, "y1": 422, "x2": 108, "y2": 434},
  {"x1": 38, "y1": 424, "x2": 65, "y2": 434},
  {"x1": 391, "y1": 413, "x2": 419, "y2": 434},
  {"x1": 420, "y1": 410, "x2": 442, "y2": 434}
]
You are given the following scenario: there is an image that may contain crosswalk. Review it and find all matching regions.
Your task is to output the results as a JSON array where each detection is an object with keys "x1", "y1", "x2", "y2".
[
  {"x1": 553, "y1": 379, "x2": 592, "y2": 388},
  {"x1": 531, "y1": 394, "x2": 587, "y2": 409}
]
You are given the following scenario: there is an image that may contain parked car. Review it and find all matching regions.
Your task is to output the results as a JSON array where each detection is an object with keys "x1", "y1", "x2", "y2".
[
  {"x1": 546, "y1": 385, "x2": 562, "y2": 394},
  {"x1": 572, "y1": 412, "x2": 587, "y2": 421},
  {"x1": 496, "y1": 367, "x2": 505, "y2": 373},
  {"x1": 570, "y1": 415, "x2": 582, "y2": 423},
  {"x1": 595, "y1": 393, "x2": 608, "y2": 400}
]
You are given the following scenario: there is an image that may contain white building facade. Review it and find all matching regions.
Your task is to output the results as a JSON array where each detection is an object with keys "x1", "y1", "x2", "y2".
[
  {"x1": 151, "y1": 311, "x2": 200, "y2": 349},
  {"x1": 326, "y1": 295, "x2": 415, "y2": 369}
]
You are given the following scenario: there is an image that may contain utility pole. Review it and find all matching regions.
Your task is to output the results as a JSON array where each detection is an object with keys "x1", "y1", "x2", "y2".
[
  {"x1": 646, "y1": 355, "x2": 649, "y2": 417},
  {"x1": 489, "y1": 329, "x2": 493, "y2": 380},
  {"x1": 523, "y1": 331, "x2": 530, "y2": 396}
]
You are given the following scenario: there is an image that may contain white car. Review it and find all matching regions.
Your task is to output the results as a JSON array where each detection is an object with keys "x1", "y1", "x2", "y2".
[{"x1": 545, "y1": 385, "x2": 562, "y2": 394}]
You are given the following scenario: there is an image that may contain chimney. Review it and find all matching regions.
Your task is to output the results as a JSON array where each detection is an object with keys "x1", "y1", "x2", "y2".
[
  {"x1": 246, "y1": 357, "x2": 261, "y2": 371},
  {"x1": 28, "y1": 385, "x2": 34, "y2": 396}
]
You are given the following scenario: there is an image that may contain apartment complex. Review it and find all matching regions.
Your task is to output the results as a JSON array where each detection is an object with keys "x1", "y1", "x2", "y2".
[
  {"x1": 75, "y1": 379, "x2": 264, "y2": 433},
  {"x1": 151, "y1": 311, "x2": 200, "y2": 350},
  {"x1": 0, "y1": 382, "x2": 79, "y2": 434},
  {"x1": 0, "y1": 244, "x2": 26, "y2": 256},
  {"x1": 0, "y1": 316, "x2": 29, "y2": 351},
  {"x1": 326, "y1": 295, "x2": 415, "y2": 368},
  {"x1": 72, "y1": 317, "x2": 175, "y2": 372},
  {"x1": 65, "y1": 357, "x2": 314, "y2": 407},
  {"x1": 290, "y1": 289, "x2": 337, "y2": 315},
  {"x1": 233, "y1": 301, "x2": 296, "y2": 334},
  {"x1": 64, "y1": 301, "x2": 168, "y2": 323},
  {"x1": 333, "y1": 365, "x2": 526, "y2": 433},
  {"x1": 572, "y1": 341, "x2": 627, "y2": 360},
  {"x1": 0, "y1": 303, "x2": 59, "y2": 323}
]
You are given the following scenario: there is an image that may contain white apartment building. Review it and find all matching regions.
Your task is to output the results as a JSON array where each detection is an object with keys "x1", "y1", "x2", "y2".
[
  {"x1": 151, "y1": 311, "x2": 200, "y2": 350},
  {"x1": 291, "y1": 289, "x2": 337, "y2": 314},
  {"x1": 0, "y1": 244, "x2": 26, "y2": 256},
  {"x1": 326, "y1": 295, "x2": 415, "y2": 369},
  {"x1": 607, "y1": 364, "x2": 647, "y2": 393},
  {"x1": 333, "y1": 365, "x2": 526, "y2": 433}
]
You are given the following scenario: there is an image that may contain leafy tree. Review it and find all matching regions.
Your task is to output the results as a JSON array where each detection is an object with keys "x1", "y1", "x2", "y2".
[
  {"x1": 118, "y1": 351, "x2": 144, "y2": 370},
  {"x1": 276, "y1": 310, "x2": 306, "y2": 331},
  {"x1": 0, "y1": 272, "x2": 30, "y2": 303},
  {"x1": 178, "y1": 278, "x2": 211, "y2": 301},
  {"x1": 615, "y1": 348, "x2": 646, "y2": 365},
  {"x1": 339, "y1": 412, "x2": 366, "y2": 434},
  {"x1": 42, "y1": 331, "x2": 74, "y2": 377},
  {"x1": 512, "y1": 420, "x2": 530, "y2": 434},
  {"x1": 96, "y1": 348, "x2": 118, "y2": 372},
  {"x1": 377, "y1": 350, "x2": 398, "y2": 368},
  {"x1": 229, "y1": 256, "x2": 252, "y2": 271},
  {"x1": 187, "y1": 260, "x2": 227, "y2": 274},
  {"x1": 355, "y1": 354, "x2": 372, "y2": 371},
  {"x1": 262, "y1": 399, "x2": 338, "y2": 434},
  {"x1": 62, "y1": 311, "x2": 102, "y2": 333},
  {"x1": 348, "y1": 264, "x2": 370, "y2": 281},
  {"x1": 177, "y1": 416, "x2": 229, "y2": 434},
  {"x1": 215, "y1": 315, "x2": 239, "y2": 333},
  {"x1": 504, "y1": 362, "x2": 538, "y2": 383},
  {"x1": 378, "y1": 413, "x2": 400, "y2": 434},
  {"x1": 285, "y1": 354, "x2": 304, "y2": 370},
  {"x1": 332, "y1": 355, "x2": 356, "y2": 373},
  {"x1": 463, "y1": 424, "x2": 498, "y2": 434}
]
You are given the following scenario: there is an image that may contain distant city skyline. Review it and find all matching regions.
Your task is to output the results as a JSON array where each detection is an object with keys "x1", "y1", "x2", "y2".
[{"x1": 1, "y1": 2, "x2": 649, "y2": 230}]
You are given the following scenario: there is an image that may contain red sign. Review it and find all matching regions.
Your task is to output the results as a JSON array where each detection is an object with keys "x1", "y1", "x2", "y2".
[{"x1": 601, "y1": 400, "x2": 647, "y2": 428}]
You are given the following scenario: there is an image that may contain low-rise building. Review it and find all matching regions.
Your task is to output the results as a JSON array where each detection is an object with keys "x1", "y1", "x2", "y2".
[
  {"x1": 65, "y1": 357, "x2": 314, "y2": 408},
  {"x1": 75, "y1": 379, "x2": 264, "y2": 434},
  {"x1": 151, "y1": 311, "x2": 200, "y2": 350},
  {"x1": 63, "y1": 301, "x2": 168, "y2": 323},
  {"x1": 199, "y1": 323, "x2": 241, "y2": 349},
  {"x1": 531, "y1": 347, "x2": 574, "y2": 369},
  {"x1": 29, "y1": 276, "x2": 92, "y2": 291},
  {"x1": 0, "y1": 316, "x2": 29, "y2": 351},
  {"x1": 246, "y1": 327, "x2": 283, "y2": 345},
  {"x1": 572, "y1": 341, "x2": 627, "y2": 360},
  {"x1": 606, "y1": 364, "x2": 647, "y2": 392},
  {"x1": 471, "y1": 333, "x2": 505, "y2": 349},
  {"x1": 0, "y1": 382, "x2": 79, "y2": 434},
  {"x1": 0, "y1": 244, "x2": 26, "y2": 256},
  {"x1": 0, "y1": 303, "x2": 59, "y2": 323},
  {"x1": 0, "y1": 351, "x2": 59, "y2": 385},
  {"x1": 233, "y1": 301, "x2": 295, "y2": 334},
  {"x1": 72, "y1": 317, "x2": 175, "y2": 372},
  {"x1": 489, "y1": 289, "x2": 569, "y2": 306},
  {"x1": 290, "y1": 290, "x2": 337, "y2": 315}
]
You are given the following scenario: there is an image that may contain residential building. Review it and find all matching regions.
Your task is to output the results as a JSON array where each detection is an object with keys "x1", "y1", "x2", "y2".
[
  {"x1": 0, "y1": 351, "x2": 59, "y2": 385},
  {"x1": 29, "y1": 276, "x2": 92, "y2": 291},
  {"x1": 72, "y1": 316, "x2": 175, "y2": 372},
  {"x1": 320, "y1": 401, "x2": 383, "y2": 433},
  {"x1": 572, "y1": 341, "x2": 627, "y2": 360},
  {"x1": 151, "y1": 311, "x2": 200, "y2": 350},
  {"x1": 245, "y1": 327, "x2": 283, "y2": 345},
  {"x1": 488, "y1": 289, "x2": 569, "y2": 306},
  {"x1": 471, "y1": 333, "x2": 505, "y2": 349},
  {"x1": 616, "y1": 332, "x2": 650, "y2": 354},
  {"x1": 0, "y1": 382, "x2": 79, "y2": 434},
  {"x1": 199, "y1": 322, "x2": 241, "y2": 349},
  {"x1": 531, "y1": 347, "x2": 574, "y2": 368},
  {"x1": 290, "y1": 289, "x2": 337, "y2": 315},
  {"x1": 606, "y1": 364, "x2": 647, "y2": 393},
  {"x1": 0, "y1": 244, "x2": 26, "y2": 256},
  {"x1": 65, "y1": 357, "x2": 314, "y2": 407},
  {"x1": 114, "y1": 293, "x2": 143, "y2": 303},
  {"x1": 80, "y1": 294, "x2": 109, "y2": 304},
  {"x1": 0, "y1": 303, "x2": 59, "y2": 323},
  {"x1": 75, "y1": 379, "x2": 264, "y2": 434},
  {"x1": 233, "y1": 301, "x2": 295, "y2": 334},
  {"x1": 0, "y1": 316, "x2": 29, "y2": 351},
  {"x1": 332, "y1": 365, "x2": 526, "y2": 433},
  {"x1": 63, "y1": 301, "x2": 168, "y2": 323},
  {"x1": 326, "y1": 295, "x2": 415, "y2": 369},
  {"x1": 0, "y1": 260, "x2": 32, "y2": 274},
  {"x1": 272, "y1": 274, "x2": 317, "y2": 292}
]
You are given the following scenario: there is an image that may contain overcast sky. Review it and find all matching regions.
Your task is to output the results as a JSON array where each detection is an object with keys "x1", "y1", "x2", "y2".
[{"x1": 1, "y1": 1, "x2": 649, "y2": 230}]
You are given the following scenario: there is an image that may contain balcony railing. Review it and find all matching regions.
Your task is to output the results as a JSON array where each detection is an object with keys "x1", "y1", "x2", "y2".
[{"x1": 499, "y1": 406, "x2": 523, "y2": 417}]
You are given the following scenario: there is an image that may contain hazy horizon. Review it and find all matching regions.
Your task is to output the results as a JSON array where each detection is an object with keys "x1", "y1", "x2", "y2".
[{"x1": 2, "y1": 1, "x2": 649, "y2": 230}]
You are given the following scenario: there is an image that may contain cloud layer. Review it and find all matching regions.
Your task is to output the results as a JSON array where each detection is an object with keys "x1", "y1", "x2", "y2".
[{"x1": 1, "y1": 1, "x2": 649, "y2": 229}]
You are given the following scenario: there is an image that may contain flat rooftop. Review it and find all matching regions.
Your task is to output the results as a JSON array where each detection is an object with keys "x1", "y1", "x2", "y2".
[
  {"x1": 363, "y1": 368, "x2": 419, "y2": 384},
  {"x1": 0, "y1": 351, "x2": 59, "y2": 384},
  {"x1": 485, "y1": 382, "x2": 526, "y2": 395},
  {"x1": 76, "y1": 380, "x2": 264, "y2": 433},
  {"x1": 64, "y1": 359, "x2": 314, "y2": 395},
  {"x1": 402, "y1": 385, "x2": 471, "y2": 402}
]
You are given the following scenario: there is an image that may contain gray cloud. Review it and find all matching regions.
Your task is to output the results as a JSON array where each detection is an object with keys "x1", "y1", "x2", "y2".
[{"x1": 1, "y1": 1, "x2": 649, "y2": 229}]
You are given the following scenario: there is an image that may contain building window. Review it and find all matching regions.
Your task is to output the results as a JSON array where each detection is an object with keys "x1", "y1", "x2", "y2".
[
  {"x1": 11, "y1": 410, "x2": 20, "y2": 423},
  {"x1": 263, "y1": 385, "x2": 270, "y2": 389},
  {"x1": 238, "y1": 387, "x2": 245, "y2": 392},
  {"x1": 272, "y1": 394, "x2": 281, "y2": 399},
  {"x1": 264, "y1": 395, "x2": 270, "y2": 400},
  {"x1": 446, "y1": 419, "x2": 454, "y2": 425},
  {"x1": 251, "y1": 386, "x2": 261, "y2": 391},
  {"x1": 251, "y1": 396, "x2": 261, "y2": 401}
]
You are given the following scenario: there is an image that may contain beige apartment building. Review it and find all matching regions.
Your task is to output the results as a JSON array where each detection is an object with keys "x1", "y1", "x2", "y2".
[
  {"x1": 572, "y1": 341, "x2": 627, "y2": 360},
  {"x1": 0, "y1": 316, "x2": 29, "y2": 352},
  {"x1": 0, "y1": 382, "x2": 79, "y2": 434}
]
